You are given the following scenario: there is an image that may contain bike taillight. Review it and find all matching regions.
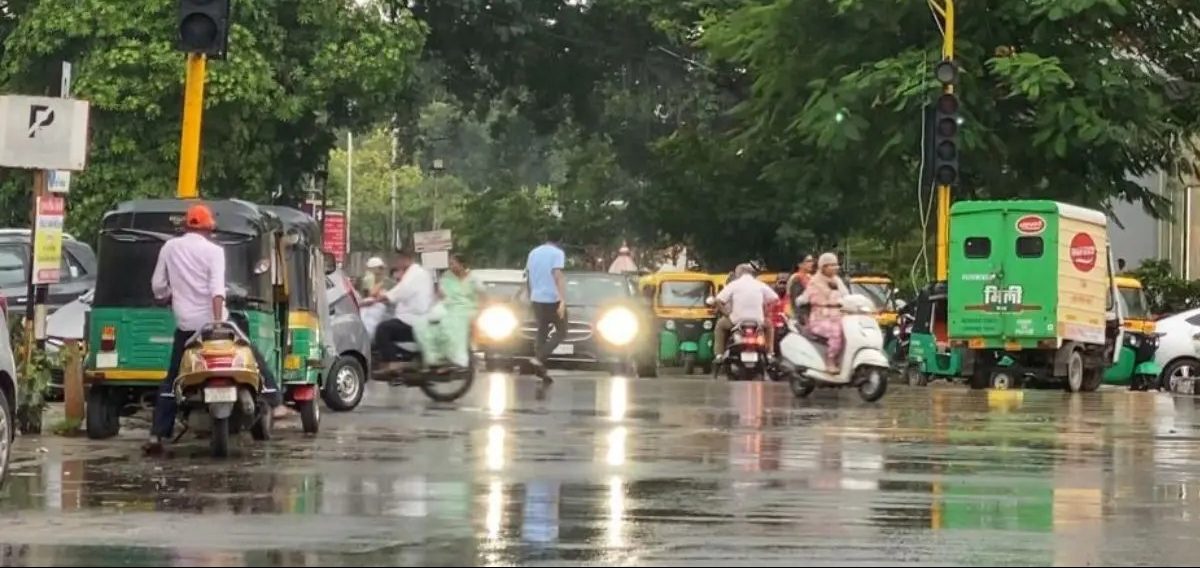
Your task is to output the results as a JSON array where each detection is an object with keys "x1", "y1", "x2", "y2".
[{"x1": 202, "y1": 353, "x2": 235, "y2": 369}]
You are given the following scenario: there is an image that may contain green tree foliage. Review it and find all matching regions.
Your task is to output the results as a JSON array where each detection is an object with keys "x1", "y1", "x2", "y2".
[
  {"x1": 1130, "y1": 259, "x2": 1200, "y2": 314},
  {"x1": 0, "y1": 0, "x2": 424, "y2": 241}
]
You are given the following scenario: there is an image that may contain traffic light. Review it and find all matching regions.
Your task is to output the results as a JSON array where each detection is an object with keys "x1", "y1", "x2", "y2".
[
  {"x1": 932, "y1": 60, "x2": 959, "y2": 186},
  {"x1": 177, "y1": 0, "x2": 231, "y2": 57}
]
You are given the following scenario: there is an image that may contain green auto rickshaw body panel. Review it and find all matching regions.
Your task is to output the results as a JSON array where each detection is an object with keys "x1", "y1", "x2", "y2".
[
  {"x1": 908, "y1": 332, "x2": 963, "y2": 377},
  {"x1": 658, "y1": 329, "x2": 680, "y2": 362},
  {"x1": 1103, "y1": 345, "x2": 1137, "y2": 385}
]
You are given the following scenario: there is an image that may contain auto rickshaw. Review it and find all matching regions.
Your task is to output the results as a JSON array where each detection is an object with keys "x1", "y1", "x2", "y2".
[
  {"x1": 638, "y1": 272, "x2": 718, "y2": 374},
  {"x1": 1102, "y1": 276, "x2": 1161, "y2": 390},
  {"x1": 264, "y1": 206, "x2": 357, "y2": 431},
  {"x1": 850, "y1": 274, "x2": 901, "y2": 329},
  {"x1": 949, "y1": 200, "x2": 1121, "y2": 392},
  {"x1": 84, "y1": 199, "x2": 290, "y2": 440}
]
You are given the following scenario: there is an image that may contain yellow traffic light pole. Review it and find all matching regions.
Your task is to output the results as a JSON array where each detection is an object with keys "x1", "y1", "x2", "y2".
[
  {"x1": 931, "y1": 0, "x2": 954, "y2": 281},
  {"x1": 176, "y1": 53, "x2": 207, "y2": 199}
]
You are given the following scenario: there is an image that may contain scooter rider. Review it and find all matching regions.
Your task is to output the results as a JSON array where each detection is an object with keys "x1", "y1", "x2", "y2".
[
  {"x1": 371, "y1": 250, "x2": 435, "y2": 371},
  {"x1": 713, "y1": 263, "x2": 779, "y2": 362},
  {"x1": 144, "y1": 204, "x2": 281, "y2": 454},
  {"x1": 799, "y1": 252, "x2": 849, "y2": 373}
]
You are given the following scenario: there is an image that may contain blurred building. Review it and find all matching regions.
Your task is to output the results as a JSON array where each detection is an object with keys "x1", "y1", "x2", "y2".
[{"x1": 1109, "y1": 170, "x2": 1200, "y2": 278}]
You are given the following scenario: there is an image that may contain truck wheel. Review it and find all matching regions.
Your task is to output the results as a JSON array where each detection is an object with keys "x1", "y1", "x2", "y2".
[
  {"x1": 683, "y1": 353, "x2": 697, "y2": 375},
  {"x1": 1080, "y1": 366, "x2": 1103, "y2": 392},
  {"x1": 86, "y1": 387, "x2": 120, "y2": 440},
  {"x1": 990, "y1": 371, "x2": 1016, "y2": 391},
  {"x1": 1064, "y1": 349, "x2": 1085, "y2": 393}
]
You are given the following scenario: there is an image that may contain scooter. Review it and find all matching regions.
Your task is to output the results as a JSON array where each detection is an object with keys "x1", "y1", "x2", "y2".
[
  {"x1": 715, "y1": 321, "x2": 769, "y2": 381},
  {"x1": 780, "y1": 294, "x2": 891, "y2": 402},
  {"x1": 372, "y1": 316, "x2": 477, "y2": 403},
  {"x1": 767, "y1": 308, "x2": 789, "y2": 382},
  {"x1": 173, "y1": 322, "x2": 273, "y2": 458}
]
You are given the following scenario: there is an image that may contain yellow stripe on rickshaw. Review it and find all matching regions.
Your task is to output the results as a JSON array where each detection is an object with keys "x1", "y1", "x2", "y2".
[
  {"x1": 85, "y1": 369, "x2": 166, "y2": 381},
  {"x1": 287, "y1": 310, "x2": 320, "y2": 329}
]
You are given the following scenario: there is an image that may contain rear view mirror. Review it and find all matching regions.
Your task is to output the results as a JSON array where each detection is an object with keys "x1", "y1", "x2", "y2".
[{"x1": 323, "y1": 252, "x2": 337, "y2": 275}]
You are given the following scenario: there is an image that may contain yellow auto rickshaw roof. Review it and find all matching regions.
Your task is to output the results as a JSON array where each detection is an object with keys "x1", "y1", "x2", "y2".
[{"x1": 1114, "y1": 276, "x2": 1143, "y2": 289}]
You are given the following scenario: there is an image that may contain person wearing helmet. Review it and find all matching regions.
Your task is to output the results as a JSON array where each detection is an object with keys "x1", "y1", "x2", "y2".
[{"x1": 144, "y1": 203, "x2": 280, "y2": 453}]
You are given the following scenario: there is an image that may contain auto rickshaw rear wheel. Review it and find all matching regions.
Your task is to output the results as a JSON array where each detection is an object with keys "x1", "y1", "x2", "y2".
[
  {"x1": 297, "y1": 399, "x2": 319, "y2": 435},
  {"x1": 250, "y1": 403, "x2": 273, "y2": 441},
  {"x1": 85, "y1": 386, "x2": 120, "y2": 440},
  {"x1": 683, "y1": 353, "x2": 697, "y2": 375},
  {"x1": 905, "y1": 366, "x2": 928, "y2": 387}
]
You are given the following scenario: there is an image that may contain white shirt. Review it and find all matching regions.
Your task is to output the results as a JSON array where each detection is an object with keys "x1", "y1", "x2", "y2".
[
  {"x1": 716, "y1": 274, "x2": 779, "y2": 325},
  {"x1": 385, "y1": 263, "x2": 435, "y2": 326},
  {"x1": 151, "y1": 232, "x2": 227, "y2": 332}
]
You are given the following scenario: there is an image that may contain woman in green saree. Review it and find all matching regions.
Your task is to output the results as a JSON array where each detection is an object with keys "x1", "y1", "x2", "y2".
[{"x1": 414, "y1": 253, "x2": 483, "y2": 368}]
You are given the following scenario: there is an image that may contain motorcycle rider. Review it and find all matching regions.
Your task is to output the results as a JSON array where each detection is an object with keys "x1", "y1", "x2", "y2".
[
  {"x1": 714, "y1": 263, "x2": 779, "y2": 362},
  {"x1": 371, "y1": 250, "x2": 435, "y2": 371},
  {"x1": 800, "y1": 252, "x2": 849, "y2": 373},
  {"x1": 786, "y1": 255, "x2": 815, "y2": 315}
]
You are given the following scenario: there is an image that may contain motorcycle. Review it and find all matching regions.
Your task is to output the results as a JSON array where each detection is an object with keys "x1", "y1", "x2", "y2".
[
  {"x1": 173, "y1": 322, "x2": 273, "y2": 458},
  {"x1": 371, "y1": 314, "x2": 476, "y2": 403},
  {"x1": 781, "y1": 294, "x2": 891, "y2": 402},
  {"x1": 715, "y1": 321, "x2": 770, "y2": 381}
]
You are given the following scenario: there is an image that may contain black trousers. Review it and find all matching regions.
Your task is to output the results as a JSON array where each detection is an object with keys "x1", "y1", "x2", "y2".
[
  {"x1": 375, "y1": 319, "x2": 415, "y2": 362},
  {"x1": 532, "y1": 302, "x2": 568, "y2": 362},
  {"x1": 150, "y1": 325, "x2": 280, "y2": 438}
]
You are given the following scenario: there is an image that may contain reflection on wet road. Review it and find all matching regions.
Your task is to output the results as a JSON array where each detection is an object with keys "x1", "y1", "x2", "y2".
[{"x1": 4, "y1": 375, "x2": 1200, "y2": 565}]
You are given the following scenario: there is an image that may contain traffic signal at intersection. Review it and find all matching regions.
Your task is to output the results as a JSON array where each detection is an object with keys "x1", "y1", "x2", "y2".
[{"x1": 177, "y1": 0, "x2": 231, "y2": 57}]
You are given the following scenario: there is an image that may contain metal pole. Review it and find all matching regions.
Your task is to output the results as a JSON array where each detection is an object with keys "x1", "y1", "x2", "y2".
[
  {"x1": 176, "y1": 54, "x2": 207, "y2": 199},
  {"x1": 934, "y1": 0, "x2": 955, "y2": 282},
  {"x1": 346, "y1": 131, "x2": 353, "y2": 253},
  {"x1": 390, "y1": 131, "x2": 398, "y2": 249}
]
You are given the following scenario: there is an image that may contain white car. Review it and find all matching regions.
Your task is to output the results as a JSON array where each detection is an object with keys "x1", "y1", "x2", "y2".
[
  {"x1": 0, "y1": 296, "x2": 18, "y2": 486},
  {"x1": 1154, "y1": 308, "x2": 1200, "y2": 391}
]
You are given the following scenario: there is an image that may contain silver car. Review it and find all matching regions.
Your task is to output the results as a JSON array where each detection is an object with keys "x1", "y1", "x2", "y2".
[
  {"x1": 0, "y1": 297, "x2": 18, "y2": 486},
  {"x1": 322, "y1": 269, "x2": 371, "y2": 410}
]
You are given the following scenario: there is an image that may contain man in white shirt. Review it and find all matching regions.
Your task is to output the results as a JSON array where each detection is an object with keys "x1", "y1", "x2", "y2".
[
  {"x1": 372, "y1": 250, "x2": 435, "y2": 368},
  {"x1": 146, "y1": 204, "x2": 279, "y2": 452},
  {"x1": 714, "y1": 263, "x2": 779, "y2": 360}
]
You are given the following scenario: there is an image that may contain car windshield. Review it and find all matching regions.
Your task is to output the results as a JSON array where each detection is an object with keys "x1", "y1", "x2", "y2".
[
  {"x1": 0, "y1": 246, "x2": 26, "y2": 288},
  {"x1": 566, "y1": 275, "x2": 629, "y2": 305},
  {"x1": 659, "y1": 280, "x2": 713, "y2": 308},
  {"x1": 1119, "y1": 286, "x2": 1150, "y2": 319}
]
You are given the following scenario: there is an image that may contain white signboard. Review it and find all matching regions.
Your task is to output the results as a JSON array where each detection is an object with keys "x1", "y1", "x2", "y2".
[
  {"x1": 47, "y1": 170, "x2": 71, "y2": 193},
  {"x1": 0, "y1": 95, "x2": 90, "y2": 171},
  {"x1": 421, "y1": 250, "x2": 450, "y2": 270},
  {"x1": 414, "y1": 229, "x2": 452, "y2": 253}
]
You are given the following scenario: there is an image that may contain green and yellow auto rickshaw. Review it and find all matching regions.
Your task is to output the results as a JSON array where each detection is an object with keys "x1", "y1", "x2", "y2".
[
  {"x1": 84, "y1": 199, "x2": 290, "y2": 439},
  {"x1": 262, "y1": 206, "x2": 336, "y2": 432},
  {"x1": 1102, "y1": 276, "x2": 1161, "y2": 390},
  {"x1": 949, "y1": 200, "x2": 1122, "y2": 392},
  {"x1": 638, "y1": 272, "x2": 718, "y2": 374}
]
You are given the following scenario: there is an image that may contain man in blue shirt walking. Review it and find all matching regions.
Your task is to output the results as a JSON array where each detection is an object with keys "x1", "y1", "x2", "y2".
[{"x1": 524, "y1": 232, "x2": 567, "y2": 383}]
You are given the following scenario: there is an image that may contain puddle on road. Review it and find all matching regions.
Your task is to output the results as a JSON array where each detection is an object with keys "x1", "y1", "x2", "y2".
[{"x1": 4, "y1": 375, "x2": 1200, "y2": 565}]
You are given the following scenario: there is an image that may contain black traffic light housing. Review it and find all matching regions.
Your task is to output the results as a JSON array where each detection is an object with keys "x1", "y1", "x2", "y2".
[
  {"x1": 932, "y1": 60, "x2": 959, "y2": 186},
  {"x1": 177, "y1": 0, "x2": 231, "y2": 57}
]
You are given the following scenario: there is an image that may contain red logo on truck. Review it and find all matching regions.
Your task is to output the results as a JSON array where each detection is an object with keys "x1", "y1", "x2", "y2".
[
  {"x1": 1015, "y1": 215, "x2": 1046, "y2": 234},
  {"x1": 1069, "y1": 233, "x2": 1097, "y2": 272}
]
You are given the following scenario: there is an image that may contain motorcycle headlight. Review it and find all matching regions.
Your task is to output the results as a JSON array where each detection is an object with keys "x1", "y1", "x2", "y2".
[
  {"x1": 598, "y1": 307, "x2": 639, "y2": 346},
  {"x1": 703, "y1": 319, "x2": 713, "y2": 331},
  {"x1": 664, "y1": 319, "x2": 675, "y2": 331},
  {"x1": 477, "y1": 305, "x2": 518, "y2": 341}
]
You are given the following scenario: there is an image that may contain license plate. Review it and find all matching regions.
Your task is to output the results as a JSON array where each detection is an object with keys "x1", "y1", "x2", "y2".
[
  {"x1": 740, "y1": 351, "x2": 759, "y2": 363},
  {"x1": 96, "y1": 352, "x2": 118, "y2": 368},
  {"x1": 204, "y1": 387, "x2": 237, "y2": 403},
  {"x1": 553, "y1": 343, "x2": 575, "y2": 355}
]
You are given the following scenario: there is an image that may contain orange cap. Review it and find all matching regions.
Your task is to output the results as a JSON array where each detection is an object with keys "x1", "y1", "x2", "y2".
[{"x1": 186, "y1": 203, "x2": 216, "y2": 231}]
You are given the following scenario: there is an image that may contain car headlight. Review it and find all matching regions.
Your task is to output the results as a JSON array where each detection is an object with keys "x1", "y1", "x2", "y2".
[
  {"x1": 477, "y1": 305, "x2": 518, "y2": 341},
  {"x1": 598, "y1": 307, "x2": 639, "y2": 346},
  {"x1": 703, "y1": 319, "x2": 713, "y2": 330},
  {"x1": 664, "y1": 319, "x2": 675, "y2": 331}
]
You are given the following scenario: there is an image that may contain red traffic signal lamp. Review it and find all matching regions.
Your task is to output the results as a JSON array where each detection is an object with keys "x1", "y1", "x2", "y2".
[{"x1": 177, "y1": 0, "x2": 231, "y2": 57}]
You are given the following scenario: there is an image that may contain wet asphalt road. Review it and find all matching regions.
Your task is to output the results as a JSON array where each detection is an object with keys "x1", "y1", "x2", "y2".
[{"x1": 2, "y1": 372, "x2": 1200, "y2": 566}]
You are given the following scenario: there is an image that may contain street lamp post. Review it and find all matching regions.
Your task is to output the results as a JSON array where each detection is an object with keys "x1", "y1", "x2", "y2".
[{"x1": 431, "y1": 158, "x2": 445, "y2": 231}]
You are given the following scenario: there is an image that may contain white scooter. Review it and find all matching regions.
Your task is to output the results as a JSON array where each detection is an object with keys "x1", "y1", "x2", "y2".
[{"x1": 780, "y1": 294, "x2": 891, "y2": 402}]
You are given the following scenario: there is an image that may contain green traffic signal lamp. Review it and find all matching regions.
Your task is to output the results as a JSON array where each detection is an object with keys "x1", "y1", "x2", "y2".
[{"x1": 177, "y1": 0, "x2": 231, "y2": 57}]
